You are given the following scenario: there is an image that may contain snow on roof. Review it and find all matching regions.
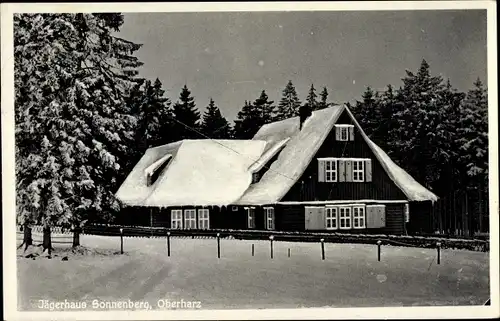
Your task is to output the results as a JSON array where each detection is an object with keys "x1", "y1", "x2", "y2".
[
  {"x1": 343, "y1": 107, "x2": 438, "y2": 202},
  {"x1": 116, "y1": 139, "x2": 267, "y2": 207},
  {"x1": 236, "y1": 106, "x2": 344, "y2": 205},
  {"x1": 248, "y1": 137, "x2": 291, "y2": 173},
  {"x1": 116, "y1": 141, "x2": 182, "y2": 207},
  {"x1": 144, "y1": 154, "x2": 172, "y2": 177}
]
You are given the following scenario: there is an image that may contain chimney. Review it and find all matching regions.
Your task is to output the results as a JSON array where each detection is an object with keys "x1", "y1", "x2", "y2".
[{"x1": 299, "y1": 104, "x2": 312, "y2": 130}]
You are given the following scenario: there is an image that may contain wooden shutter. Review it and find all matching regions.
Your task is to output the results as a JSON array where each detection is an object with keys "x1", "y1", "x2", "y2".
[
  {"x1": 335, "y1": 126, "x2": 341, "y2": 141},
  {"x1": 305, "y1": 207, "x2": 313, "y2": 230},
  {"x1": 367, "y1": 205, "x2": 386, "y2": 228},
  {"x1": 339, "y1": 160, "x2": 345, "y2": 182},
  {"x1": 317, "y1": 207, "x2": 326, "y2": 229},
  {"x1": 345, "y1": 160, "x2": 352, "y2": 182},
  {"x1": 365, "y1": 159, "x2": 372, "y2": 182},
  {"x1": 318, "y1": 160, "x2": 325, "y2": 182},
  {"x1": 349, "y1": 126, "x2": 355, "y2": 141}
]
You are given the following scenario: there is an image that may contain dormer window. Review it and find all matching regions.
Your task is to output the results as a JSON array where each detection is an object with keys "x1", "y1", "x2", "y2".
[
  {"x1": 335, "y1": 124, "x2": 354, "y2": 141},
  {"x1": 145, "y1": 154, "x2": 172, "y2": 186}
]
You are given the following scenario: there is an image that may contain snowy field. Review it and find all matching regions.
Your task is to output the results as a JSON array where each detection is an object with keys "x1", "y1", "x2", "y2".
[{"x1": 17, "y1": 234, "x2": 490, "y2": 310}]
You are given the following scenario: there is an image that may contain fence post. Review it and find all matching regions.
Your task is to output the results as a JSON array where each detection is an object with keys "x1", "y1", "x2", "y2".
[
  {"x1": 320, "y1": 238, "x2": 325, "y2": 260},
  {"x1": 288, "y1": 248, "x2": 291, "y2": 258},
  {"x1": 269, "y1": 235, "x2": 274, "y2": 259},
  {"x1": 377, "y1": 240, "x2": 382, "y2": 261},
  {"x1": 252, "y1": 243, "x2": 255, "y2": 257},
  {"x1": 217, "y1": 233, "x2": 221, "y2": 259},
  {"x1": 166, "y1": 232, "x2": 171, "y2": 257},
  {"x1": 436, "y1": 242, "x2": 441, "y2": 265},
  {"x1": 120, "y1": 228, "x2": 124, "y2": 254}
]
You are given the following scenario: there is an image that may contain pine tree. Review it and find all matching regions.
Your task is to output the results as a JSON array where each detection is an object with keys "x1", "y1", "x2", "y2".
[
  {"x1": 317, "y1": 86, "x2": 330, "y2": 110},
  {"x1": 305, "y1": 84, "x2": 318, "y2": 111},
  {"x1": 200, "y1": 98, "x2": 232, "y2": 139},
  {"x1": 172, "y1": 85, "x2": 201, "y2": 140},
  {"x1": 352, "y1": 87, "x2": 380, "y2": 139},
  {"x1": 275, "y1": 80, "x2": 301, "y2": 120},
  {"x1": 390, "y1": 59, "x2": 446, "y2": 188},
  {"x1": 14, "y1": 13, "x2": 144, "y2": 247},
  {"x1": 253, "y1": 90, "x2": 275, "y2": 125}
]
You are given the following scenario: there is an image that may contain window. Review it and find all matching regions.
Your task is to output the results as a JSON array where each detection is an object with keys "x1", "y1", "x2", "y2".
[
  {"x1": 340, "y1": 127, "x2": 349, "y2": 141},
  {"x1": 335, "y1": 124, "x2": 354, "y2": 141},
  {"x1": 325, "y1": 159, "x2": 337, "y2": 182},
  {"x1": 247, "y1": 207, "x2": 256, "y2": 229},
  {"x1": 184, "y1": 209, "x2": 197, "y2": 229},
  {"x1": 171, "y1": 210, "x2": 183, "y2": 229},
  {"x1": 325, "y1": 207, "x2": 338, "y2": 230},
  {"x1": 265, "y1": 207, "x2": 275, "y2": 230},
  {"x1": 339, "y1": 207, "x2": 352, "y2": 229},
  {"x1": 145, "y1": 154, "x2": 172, "y2": 186},
  {"x1": 352, "y1": 206, "x2": 366, "y2": 229},
  {"x1": 352, "y1": 160, "x2": 365, "y2": 182},
  {"x1": 198, "y1": 209, "x2": 210, "y2": 229}
]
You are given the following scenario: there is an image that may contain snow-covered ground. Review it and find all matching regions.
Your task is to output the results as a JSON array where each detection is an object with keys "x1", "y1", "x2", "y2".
[{"x1": 17, "y1": 235, "x2": 490, "y2": 310}]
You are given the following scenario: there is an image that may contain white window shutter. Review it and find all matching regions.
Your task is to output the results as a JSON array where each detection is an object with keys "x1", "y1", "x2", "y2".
[
  {"x1": 365, "y1": 159, "x2": 372, "y2": 182},
  {"x1": 345, "y1": 160, "x2": 352, "y2": 182},
  {"x1": 349, "y1": 126, "x2": 355, "y2": 141},
  {"x1": 338, "y1": 160, "x2": 346, "y2": 182},
  {"x1": 305, "y1": 207, "x2": 314, "y2": 230},
  {"x1": 335, "y1": 126, "x2": 341, "y2": 141},
  {"x1": 318, "y1": 160, "x2": 325, "y2": 182},
  {"x1": 318, "y1": 207, "x2": 326, "y2": 230}
]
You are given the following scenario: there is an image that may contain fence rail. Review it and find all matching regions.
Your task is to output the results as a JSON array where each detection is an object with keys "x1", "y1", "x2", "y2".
[{"x1": 17, "y1": 224, "x2": 489, "y2": 252}]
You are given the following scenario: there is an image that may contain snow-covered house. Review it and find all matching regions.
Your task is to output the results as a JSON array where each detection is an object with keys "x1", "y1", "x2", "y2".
[{"x1": 116, "y1": 105, "x2": 437, "y2": 235}]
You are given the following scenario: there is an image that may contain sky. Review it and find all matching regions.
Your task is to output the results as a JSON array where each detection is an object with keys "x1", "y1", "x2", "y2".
[{"x1": 118, "y1": 10, "x2": 487, "y2": 121}]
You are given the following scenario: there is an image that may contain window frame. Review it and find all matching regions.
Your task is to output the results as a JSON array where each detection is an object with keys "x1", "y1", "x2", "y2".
[
  {"x1": 339, "y1": 206, "x2": 352, "y2": 230},
  {"x1": 325, "y1": 206, "x2": 338, "y2": 230},
  {"x1": 183, "y1": 209, "x2": 197, "y2": 229},
  {"x1": 171, "y1": 209, "x2": 183, "y2": 229},
  {"x1": 325, "y1": 159, "x2": 337, "y2": 182},
  {"x1": 264, "y1": 207, "x2": 275, "y2": 230},
  {"x1": 247, "y1": 207, "x2": 256, "y2": 229},
  {"x1": 352, "y1": 160, "x2": 365, "y2": 182},
  {"x1": 197, "y1": 208, "x2": 210, "y2": 230},
  {"x1": 352, "y1": 205, "x2": 366, "y2": 229}
]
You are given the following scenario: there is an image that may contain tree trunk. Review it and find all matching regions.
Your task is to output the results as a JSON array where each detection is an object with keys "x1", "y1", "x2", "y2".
[
  {"x1": 72, "y1": 228, "x2": 80, "y2": 247},
  {"x1": 42, "y1": 225, "x2": 52, "y2": 255},
  {"x1": 23, "y1": 224, "x2": 33, "y2": 251}
]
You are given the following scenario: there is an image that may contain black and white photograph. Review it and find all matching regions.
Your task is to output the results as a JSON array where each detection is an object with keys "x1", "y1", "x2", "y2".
[{"x1": 2, "y1": 1, "x2": 498, "y2": 320}]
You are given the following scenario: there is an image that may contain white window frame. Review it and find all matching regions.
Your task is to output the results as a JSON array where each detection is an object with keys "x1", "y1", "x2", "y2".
[
  {"x1": 325, "y1": 207, "x2": 338, "y2": 230},
  {"x1": 335, "y1": 124, "x2": 353, "y2": 142},
  {"x1": 247, "y1": 207, "x2": 256, "y2": 229},
  {"x1": 339, "y1": 206, "x2": 352, "y2": 229},
  {"x1": 352, "y1": 160, "x2": 365, "y2": 182},
  {"x1": 171, "y1": 209, "x2": 183, "y2": 229},
  {"x1": 325, "y1": 159, "x2": 337, "y2": 182},
  {"x1": 264, "y1": 207, "x2": 275, "y2": 230},
  {"x1": 184, "y1": 209, "x2": 197, "y2": 229},
  {"x1": 352, "y1": 205, "x2": 366, "y2": 229},
  {"x1": 197, "y1": 209, "x2": 210, "y2": 229}
]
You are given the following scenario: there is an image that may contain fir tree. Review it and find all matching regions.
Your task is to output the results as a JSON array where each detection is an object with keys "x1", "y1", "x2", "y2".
[
  {"x1": 353, "y1": 87, "x2": 380, "y2": 139},
  {"x1": 275, "y1": 80, "x2": 301, "y2": 120},
  {"x1": 253, "y1": 90, "x2": 275, "y2": 125},
  {"x1": 305, "y1": 84, "x2": 318, "y2": 111},
  {"x1": 14, "y1": 13, "x2": 143, "y2": 247},
  {"x1": 317, "y1": 86, "x2": 330, "y2": 110},
  {"x1": 172, "y1": 85, "x2": 201, "y2": 140},
  {"x1": 233, "y1": 100, "x2": 257, "y2": 139},
  {"x1": 200, "y1": 98, "x2": 232, "y2": 139}
]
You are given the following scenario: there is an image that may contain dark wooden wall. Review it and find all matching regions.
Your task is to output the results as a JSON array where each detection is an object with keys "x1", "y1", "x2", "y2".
[{"x1": 282, "y1": 110, "x2": 407, "y2": 202}]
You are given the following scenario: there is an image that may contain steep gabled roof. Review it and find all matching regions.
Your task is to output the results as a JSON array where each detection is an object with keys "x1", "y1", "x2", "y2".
[{"x1": 237, "y1": 105, "x2": 437, "y2": 204}]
